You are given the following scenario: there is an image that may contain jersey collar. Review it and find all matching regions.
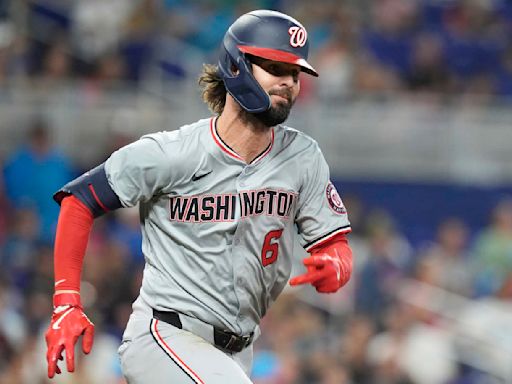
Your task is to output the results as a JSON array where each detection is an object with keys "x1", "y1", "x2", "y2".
[{"x1": 209, "y1": 117, "x2": 274, "y2": 165}]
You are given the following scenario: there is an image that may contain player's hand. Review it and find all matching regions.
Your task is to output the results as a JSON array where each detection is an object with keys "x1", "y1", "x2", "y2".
[
  {"x1": 45, "y1": 304, "x2": 94, "y2": 378},
  {"x1": 289, "y1": 253, "x2": 351, "y2": 293}
]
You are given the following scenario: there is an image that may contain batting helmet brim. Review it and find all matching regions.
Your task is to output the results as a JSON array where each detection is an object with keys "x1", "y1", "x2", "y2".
[{"x1": 238, "y1": 45, "x2": 318, "y2": 77}]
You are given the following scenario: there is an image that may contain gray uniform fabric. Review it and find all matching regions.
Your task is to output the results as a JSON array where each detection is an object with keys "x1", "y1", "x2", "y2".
[
  {"x1": 107, "y1": 117, "x2": 350, "y2": 381},
  {"x1": 119, "y1": 296, "x2": 253, "y2": 383}
]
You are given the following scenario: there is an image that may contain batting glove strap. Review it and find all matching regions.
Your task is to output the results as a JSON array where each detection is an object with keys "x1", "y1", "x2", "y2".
[
  {"x1": 53, "y1": 292, "x2": 82, "y2": 308},
  {"x1": 45, "y1": 305, "x2": 94, "y2": 378}
]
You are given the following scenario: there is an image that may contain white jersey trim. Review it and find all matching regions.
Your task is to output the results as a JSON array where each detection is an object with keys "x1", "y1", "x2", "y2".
[{"x1": 304, "y1": 226, "x2": 352, "y2": 252}]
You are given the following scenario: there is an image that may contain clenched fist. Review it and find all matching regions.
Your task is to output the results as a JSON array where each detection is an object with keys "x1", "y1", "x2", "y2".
[{"x1": 289, "y1": 239, "x2": 352, "y2": 293}]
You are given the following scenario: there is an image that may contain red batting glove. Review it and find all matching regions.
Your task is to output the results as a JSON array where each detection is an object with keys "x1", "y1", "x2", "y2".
[
  {"x1": 289, "y1": 253, "x2": 351, "y2": 293},
  {"x1": 45, "y1": 293, "x2": 94, "y2": 378}
]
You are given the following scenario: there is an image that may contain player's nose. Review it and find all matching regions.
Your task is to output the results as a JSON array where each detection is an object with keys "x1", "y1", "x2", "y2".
[{"x1": 278, "y1": 74, "x2": 296, "y2": 88}]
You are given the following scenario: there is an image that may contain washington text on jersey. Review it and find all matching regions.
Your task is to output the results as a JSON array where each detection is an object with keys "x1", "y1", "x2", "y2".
[{"x1": 168, "y1": 189, "x2": 297, "y2": 222}]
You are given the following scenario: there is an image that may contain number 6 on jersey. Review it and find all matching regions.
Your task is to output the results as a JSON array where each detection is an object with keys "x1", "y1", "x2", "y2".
[{"x1": 261, "y1": 229, "x2": 283, "y2": 266}]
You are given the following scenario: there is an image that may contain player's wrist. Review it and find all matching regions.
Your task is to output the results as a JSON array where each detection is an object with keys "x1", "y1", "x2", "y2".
[{"x1": 53, "y1": 291, "x2": 82, "y2": 308}]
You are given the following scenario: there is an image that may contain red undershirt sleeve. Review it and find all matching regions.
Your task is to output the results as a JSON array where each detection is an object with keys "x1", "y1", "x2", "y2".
[
  {"x1": 53, "y1": 195, "x2": 94, "y2": 295},
  {"x1": 310, "y1": 233, "x2": 352, "y2": 257}
]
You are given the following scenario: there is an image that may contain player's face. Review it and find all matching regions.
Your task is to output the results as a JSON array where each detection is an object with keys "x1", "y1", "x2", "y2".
[{"x1": 250, "y1": 57, "x2": 301, "y2": 127}]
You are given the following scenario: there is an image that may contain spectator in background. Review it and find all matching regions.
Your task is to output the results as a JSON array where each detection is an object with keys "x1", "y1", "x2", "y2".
[
  {"x1": 366, "y1": 301, "x2": 457, "y2": 384},
  {"x1": 406, "y1": 32, "x2": 450, "y2": 94},
  {"x1": 38, "y1": 38, "x2": 72, "y2": 88},
  {"x1": 304, "y1": 3, "x2": 359, "y2": 102},
  {"x1": 0, "y1": 207, "x2": 40, "y2": 291},
  {"x1": 2, "y1": 119, "x2": 74, "y2": 243},
  {"x1": 359, "y1": 0, "x2": 421, "y2": 85},
  {"x1": 453, "y1": 272, "x2": 512, "y2": 383},
  {"x1": 339, "y1": 314, "x2": 375, "y2": 384},
  {"x1": 366, "y1": 303, "x2": 416, "y2": 384},
  {"x1": 414, "y1": 217, "x2": 473, "y2": 297},
  {"x1": 355, "y1": 210, "x2": 412, "y2": 322},
  {"x1": 71, "y1": 0, "x2": 135, "y2": 64},
  {"x1": 314, "y1": 34, "x2": 355, "y2": 102},
  {"x1": 119, "y1": 0, "x2": 159, "y2": 84},
  {"x1": 439, "y1": 0, "x2": 503, "y2": 98},
  {"x1": 471, "y1": 198, "x2": 512, "y2": 297}
]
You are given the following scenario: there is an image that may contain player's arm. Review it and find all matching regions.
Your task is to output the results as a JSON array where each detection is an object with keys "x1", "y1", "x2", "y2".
[
  {"x1": 45, "y1": 163, "x2": 122, "y2": 378},
  {"x1": 292, "y1": 141, "x2": 352, "y2": 293},
  {"x1": 289, "y1": 233, "x2": 352, "y2": 293}
]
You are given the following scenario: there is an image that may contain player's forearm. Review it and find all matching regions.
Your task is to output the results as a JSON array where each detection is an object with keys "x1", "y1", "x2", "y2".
[{"x1": 53, "y1": 195, "x2": 94, "y2": 304}]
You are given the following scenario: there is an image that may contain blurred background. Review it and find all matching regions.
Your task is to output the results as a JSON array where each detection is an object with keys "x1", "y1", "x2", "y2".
[{"x1": 1, "y1": 0, "x2": 512, "y2": 383}]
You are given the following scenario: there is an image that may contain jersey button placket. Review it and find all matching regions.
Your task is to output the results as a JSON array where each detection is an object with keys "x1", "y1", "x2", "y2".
[
  {"x1": 232, "y1": 228, "x2": 249, "y2": 326},
  {"x1": 238, "y1": 167, "x2": 249, "y2": 188}
]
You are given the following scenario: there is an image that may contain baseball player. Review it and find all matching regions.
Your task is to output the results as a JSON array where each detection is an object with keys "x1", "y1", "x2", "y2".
[{"x1": 45, "y1": 9, "x2": 353, "y2": 383}]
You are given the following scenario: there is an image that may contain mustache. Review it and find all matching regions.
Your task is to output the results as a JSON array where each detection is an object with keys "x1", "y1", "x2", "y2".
[{"x1": 268, "y1": 88, "x2": 292, "y2": 103}]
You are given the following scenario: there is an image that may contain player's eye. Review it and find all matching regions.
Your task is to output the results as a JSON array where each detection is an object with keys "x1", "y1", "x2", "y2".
[
  {"x1": 266, "y1": 64, "x2": 300, "y2": 82},
  {"x1": 266, "y1": 64, "x2": 280, "y2": 75},
  {"x1": 250, "y1": 56, "x2": 300, "y2": 82},
  {"x1": 291, "y1": 69, "x2": 300, "y2": 82}
]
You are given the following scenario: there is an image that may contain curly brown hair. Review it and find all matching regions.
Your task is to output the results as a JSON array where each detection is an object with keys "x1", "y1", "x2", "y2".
[{"x1": 198, "y1": 64, "x2": 227, "y2": 115}]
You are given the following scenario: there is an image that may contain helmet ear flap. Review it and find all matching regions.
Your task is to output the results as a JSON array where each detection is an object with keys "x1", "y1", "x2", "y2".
[{"x1": 218, "y1": 39, "x2": 271, "y2": 113}]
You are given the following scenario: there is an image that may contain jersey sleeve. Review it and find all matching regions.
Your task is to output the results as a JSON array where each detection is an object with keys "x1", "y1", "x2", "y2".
[
  {"x1": 295, "y1": 144, "x2": 351, "y2": 252},
  {"x1": 104, "y1": 134, "x2": 173, "y2": 207}
]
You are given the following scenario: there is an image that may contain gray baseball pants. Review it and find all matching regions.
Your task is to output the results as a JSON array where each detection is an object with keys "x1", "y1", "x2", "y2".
[{"x1": 118, "y1": 297, "x2": 254, "y2": 383}]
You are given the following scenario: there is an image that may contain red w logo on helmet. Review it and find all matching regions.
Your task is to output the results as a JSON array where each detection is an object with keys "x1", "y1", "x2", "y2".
[{"x1": 288, "y1": 26, "x2": 307, "y2": 48}]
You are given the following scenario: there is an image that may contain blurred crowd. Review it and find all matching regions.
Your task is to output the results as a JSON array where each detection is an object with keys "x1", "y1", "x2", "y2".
[
  {"x1": 1, "y1": 1, "x2": 512, "y2": 384},
  {"x1": 0, "y1": 0, "x2": 512, "y2": 102},
  {"x1": 0, "y1": 121, "x2": 512, "y2": 384}
]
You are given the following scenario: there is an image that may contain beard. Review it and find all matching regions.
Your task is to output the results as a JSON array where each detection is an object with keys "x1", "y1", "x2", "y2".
[{"x1": 240, "y1": 88, "x2": 295, "y2": 128}]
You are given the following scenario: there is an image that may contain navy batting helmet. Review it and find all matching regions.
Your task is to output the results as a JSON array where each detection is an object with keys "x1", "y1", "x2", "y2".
[{"x1": 218, "y1": 10, "x2": 318, "y2": 113}]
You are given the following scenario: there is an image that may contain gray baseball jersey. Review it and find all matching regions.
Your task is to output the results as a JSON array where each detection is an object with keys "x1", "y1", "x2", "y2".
[{"x1": 105, "y1": 117, "x2": 350, "y2": 336}]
